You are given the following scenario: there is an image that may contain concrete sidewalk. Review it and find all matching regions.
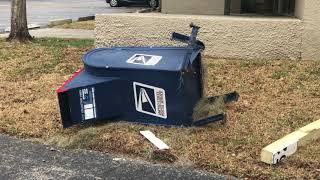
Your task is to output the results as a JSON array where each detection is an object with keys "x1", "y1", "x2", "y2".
[
  {"x1": 0, "y1": 134, "x2": 231, "y2": 180},
  {"x1": 0, "y1": 28, "x2": 94, "y2": 39}
]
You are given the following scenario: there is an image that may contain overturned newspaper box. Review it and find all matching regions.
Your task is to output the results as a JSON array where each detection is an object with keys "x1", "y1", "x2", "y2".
[{"x1": 57, "y1": 24, "x2": 239, "y2": 128}]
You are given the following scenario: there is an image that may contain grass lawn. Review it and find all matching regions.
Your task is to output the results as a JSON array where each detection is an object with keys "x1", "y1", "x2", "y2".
[
  {"x1": 0, "y1": 38, "x2": 319, "y2": 179},
  {"x1": 54, "y1": 21, "x2": 95, "y2": 30}
]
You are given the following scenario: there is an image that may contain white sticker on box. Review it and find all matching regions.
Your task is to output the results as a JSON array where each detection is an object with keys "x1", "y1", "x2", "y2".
[
  {"x1": 127, "y1": 54, "x2": 162, "y2": 66},
  {"x1": 79, "y1": 87, "x2": 97, "y2": 121},
  {"x1": 84, "y1": 108, "x2": 94, "y2": 120},
  {"x1": 133, "y1": 82, "x2": 167, "y2": 119},
  {"x1": 84, "y1": 104, "x2": 93, "y2": 109}
]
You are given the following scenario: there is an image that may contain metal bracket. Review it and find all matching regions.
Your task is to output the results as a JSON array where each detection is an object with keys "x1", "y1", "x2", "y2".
[{"x1": 171, "y1": 23, "x2": 205, "y2": 71}]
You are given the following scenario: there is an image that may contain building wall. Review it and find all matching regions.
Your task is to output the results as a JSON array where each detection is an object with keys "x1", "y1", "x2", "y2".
[
  {"x1": 161, "y1": 0, "x2": 225, "y2": 15},
  {"x1": 95, "y1": 13, "x2": 302, "y2": 60},
  {"x1": 294, "y1": 0, "x2": 305, "y2": 19},
  {"x1": 298, "y1": 0, "x2": 320, "y2": 60}
]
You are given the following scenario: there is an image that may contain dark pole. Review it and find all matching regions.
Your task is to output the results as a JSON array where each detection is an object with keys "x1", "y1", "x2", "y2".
[{"x1": 224, "y1": 0, "x2": 231, "y2": 15}]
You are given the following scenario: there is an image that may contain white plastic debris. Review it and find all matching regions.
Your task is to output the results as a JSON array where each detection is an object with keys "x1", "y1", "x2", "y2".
[
  {"x1": 112, "y1": 158, "x2": 125, "y2": 161},
  {"x1": 140, "y1": 130, "x2": 170, "y2": 150}
]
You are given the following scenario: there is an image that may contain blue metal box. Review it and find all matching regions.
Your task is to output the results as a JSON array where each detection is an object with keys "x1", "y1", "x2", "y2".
[{"x1": 57, "y1": 24, "x2": 238, "y2": 128}]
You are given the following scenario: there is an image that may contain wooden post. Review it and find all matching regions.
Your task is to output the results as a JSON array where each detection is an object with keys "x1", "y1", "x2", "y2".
[{"x1": 261, "y1": 119, "x2": 320, "y2": 164}]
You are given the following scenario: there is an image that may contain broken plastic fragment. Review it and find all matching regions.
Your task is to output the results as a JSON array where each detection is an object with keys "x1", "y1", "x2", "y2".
[{"x1": 140, "y1": 130, "x2": 170, "y2": 150}]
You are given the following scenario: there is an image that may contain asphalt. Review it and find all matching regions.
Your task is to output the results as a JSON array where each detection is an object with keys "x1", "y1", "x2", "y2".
[
  {"x1": 0, "y1": 134, "x2": 231, "y2": 180},
  {"x1": 0, "y1": 0, "x2": 141, "y2": 30}
]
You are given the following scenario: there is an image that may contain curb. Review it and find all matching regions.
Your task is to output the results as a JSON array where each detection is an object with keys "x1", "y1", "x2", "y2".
[
  {"x1": 2, "y1": 24, "x2": 42, "y2": 33},
  {"x1": 135, "y1": 8, "x2": 155, "y2": 13},
  {"x1": 1, "y1": 15, "x2": 95, "y2": 35},
  {"x1": 49, "y1": 18, "x2": 72, "y2": 26},
  {"x1": 28, "y1": 24, "x2": 42, "y2": 30},
  {"x1": 78, "y1": 15, "x2": 95, "y2": 21}
]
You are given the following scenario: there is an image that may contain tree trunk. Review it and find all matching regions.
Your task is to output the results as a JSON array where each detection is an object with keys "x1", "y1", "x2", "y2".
[{"x1": 7, "y1": 0, "x2": 33, "y2": 42}]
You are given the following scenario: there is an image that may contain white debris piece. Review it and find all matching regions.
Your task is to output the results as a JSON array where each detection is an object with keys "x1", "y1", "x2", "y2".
[
  {"x1": 140, "y1": 130, "x2": 170, "y2": 150},
  {"x1": 112, "y1": 158, "x2": 125, "y2": 161}
]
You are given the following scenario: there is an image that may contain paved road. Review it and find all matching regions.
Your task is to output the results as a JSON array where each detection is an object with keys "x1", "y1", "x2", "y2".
[
  {"x1": 0, "y1": 0, "x2": 141, "y2": 30},
  {"x1": 0, "y1": 134, "x2": 231, "y2": 180}
]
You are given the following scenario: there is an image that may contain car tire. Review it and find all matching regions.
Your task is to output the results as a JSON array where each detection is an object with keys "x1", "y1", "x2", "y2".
[
  {"x1": 148, "y1": 0, "x2": 158, "y2": 8},
  {"x1": 109, "y1": 0, "x2": 120, "y2": 7}
]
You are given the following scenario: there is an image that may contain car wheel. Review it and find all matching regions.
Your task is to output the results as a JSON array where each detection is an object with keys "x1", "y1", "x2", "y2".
[
  {"x1": 148, "y1": 0, "x2": 158, "y2": 8},
  {"x1": 109, "y1": 0, "x2": 120, "y2": 7}
]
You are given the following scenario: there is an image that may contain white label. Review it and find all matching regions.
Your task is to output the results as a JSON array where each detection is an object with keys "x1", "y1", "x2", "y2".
[
  {"x1": 133, "y1": 82, "x2": 167, "y2": 119},
  {"x1": 79, "y1": 87, "x2": 97, "y2": 121},
  {"x1": 272, "y1": 142, "x2": 298, "y2": 164},
  {"x1": 140, "y1": 130, "x2": 170, "y2": 150},
  {"x1": 84, "y1": 104, "x2": 93, "y2": 109},
  {"x1": 127, "y1": 54, "x2": 162, "y2": 66},
  {"x1": 84, "y1": 108, "x2": 94, "y2": 120}
]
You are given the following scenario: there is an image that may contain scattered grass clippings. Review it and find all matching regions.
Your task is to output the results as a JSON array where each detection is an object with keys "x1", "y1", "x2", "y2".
[
  {"x1": 193, "y1": 96, "x2": 225, "y2": 120},
  {"x1": 0, "y1": 38, "x2": 320, "y2": 179}
]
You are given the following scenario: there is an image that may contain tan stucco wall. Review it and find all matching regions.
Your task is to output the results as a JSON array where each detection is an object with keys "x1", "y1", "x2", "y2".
[
  {"x1": 95, "y1": 13, "x2": 302, "y2": 60},
  {"x1": 161, "y1": 0, "x2": 225, "y2": 15},
  {"x1": 297, "y1": 0, "x2": 320, "y2": 60},
  {"x1": 294, "y1": 0, "x2": 305, "y2": 19}
]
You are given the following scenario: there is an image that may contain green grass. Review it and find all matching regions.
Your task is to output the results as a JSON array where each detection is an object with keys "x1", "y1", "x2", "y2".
[
  {"x1": 35, "y1": 38, "x2": 94, "y2": 48},
  {"x1": 57, "y1": 127, "x2": 100, "y2": 149},
  {"x1": 239, "y1": 60, "x2": 271, "y2": 68},
  {"x1": 271, "y1": 70, "x2": 289, "y2": 79},
  {"x1": 2, "y1": 38, "x2": 94, "y2": 80},
  {"x1": 308, "y1": 62, "x2": 320, "y2": 77}
]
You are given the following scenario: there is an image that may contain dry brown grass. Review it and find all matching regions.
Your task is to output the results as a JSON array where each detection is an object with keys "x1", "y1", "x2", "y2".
[
  {"x1": 0, "y1": 38, "x2": 93, "y2": 137},
  {"x1": 54, "y1": 21, "x2": 95, "y2": 30},
  {"x1": 0, "y1": 38, "x2": 320, "y2": 179}
]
